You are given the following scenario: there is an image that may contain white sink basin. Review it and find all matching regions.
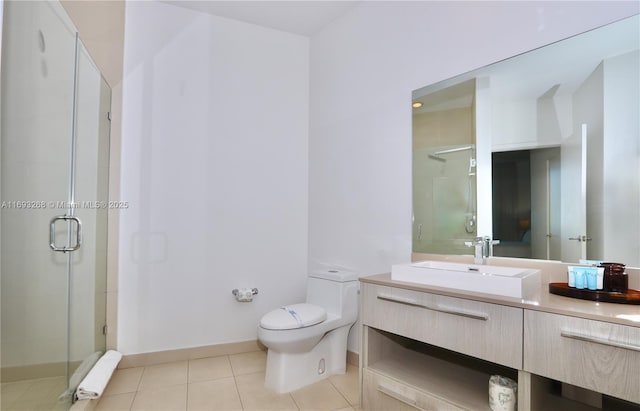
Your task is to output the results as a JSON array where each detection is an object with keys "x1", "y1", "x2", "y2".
[{"x1": 391, "y1": 260, "x2": 541, "y2": 299}]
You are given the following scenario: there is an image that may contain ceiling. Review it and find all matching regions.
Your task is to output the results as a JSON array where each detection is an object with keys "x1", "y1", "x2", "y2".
[{"x1": 162, "y1": 1, "x2": 360, "y2": 36}]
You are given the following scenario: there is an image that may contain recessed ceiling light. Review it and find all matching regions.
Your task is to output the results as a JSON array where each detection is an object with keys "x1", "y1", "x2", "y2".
[{"x1": 412, "y1": 102, "x2": 423, "y2": 109}]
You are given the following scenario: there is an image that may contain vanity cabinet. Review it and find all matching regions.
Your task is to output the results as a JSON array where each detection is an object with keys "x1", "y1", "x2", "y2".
[
  {"x1": 361, "y1": 283, "x2": 521, "y2": 410},
  {"x1": 524, "y1": 310, "x2": 640, "y2": 404},
  {"x1": 361, "y1": 283, "x2": 523, "y2": 369},
  {"x1": 360, "y1": 279, "x2": 640, "y2": 410}
]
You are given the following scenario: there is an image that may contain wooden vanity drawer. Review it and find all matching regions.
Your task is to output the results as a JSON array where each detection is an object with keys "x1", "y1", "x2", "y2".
[
  {"x1": 361, "y1": 283, "x2": 523, "y2": 369},
  {"x1": 363, "y1": 368, "x2": 468, "y2": 411},
  {"x1": 524, "y1": 310, "x2": 640, "y2": 404}
]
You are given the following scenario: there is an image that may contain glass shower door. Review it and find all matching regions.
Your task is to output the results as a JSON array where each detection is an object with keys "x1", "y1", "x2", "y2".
[
  {"x1": 1, "y1": 2, "x2": 109, "y2": 409},
  {"x1": 1, "y1": 2, "x2": 78, "y2": 409}
]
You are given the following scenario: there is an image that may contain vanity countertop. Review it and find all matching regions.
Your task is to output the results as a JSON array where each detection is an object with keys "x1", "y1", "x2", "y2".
[{"x1": 360, "y1": 272, "x2": 640, "y2": 328}]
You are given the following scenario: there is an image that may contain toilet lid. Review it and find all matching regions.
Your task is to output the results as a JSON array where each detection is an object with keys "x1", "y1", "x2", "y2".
[{"x1": 260, "y1": 303, "x2": 327, "y2": 330}]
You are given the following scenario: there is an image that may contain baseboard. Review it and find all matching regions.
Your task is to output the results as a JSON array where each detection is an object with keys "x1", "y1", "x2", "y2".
[
  {"x1": 1, "y1": 360, "x2": 83, "y2": 383},
  {"x1": 118, "y1": 340, "x2": 266, "y2": 369},
  {"x1": 119, "y1": 341, "x2": 358, "y2": 370},
  {"x1": 347, "y1": 350, "x2": 359, "y2": 367}
]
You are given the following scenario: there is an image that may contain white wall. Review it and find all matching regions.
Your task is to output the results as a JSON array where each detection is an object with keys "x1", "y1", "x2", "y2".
[
  {"x1": 603, "y1": 50, "x2": 640, "y2": 265},
  {"x1": 579, "y1": 65, "x2": 605, "y2": 263},
  {"x1": 309, "y1": 1, "x2": 639, "y2": 352},
  {"x1": 117, "y1": 0, "x2": 637, "y2": 356},
  {"x1": 118, "y1": 2, "x2": 309, "y2": 355}
]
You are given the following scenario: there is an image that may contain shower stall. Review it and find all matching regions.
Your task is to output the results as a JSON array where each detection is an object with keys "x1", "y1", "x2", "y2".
[
  {"x1": 413, "y1": 144, "x2": 477, "y2": 254},
  {"x1": 412, "y1": 77, "x2": 478, "y2": 255},
  {"x1": 1, "y1": 1, "x2": 111, "y2": 409}
]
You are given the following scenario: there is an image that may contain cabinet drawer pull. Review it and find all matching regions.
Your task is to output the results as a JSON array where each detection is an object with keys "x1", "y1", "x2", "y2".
[
  {"x1": 560, "y1": 330, "x2": 640, "y2": 352},
  {"x1": 377, "y1": 295, "x2": 489, "y2": 321},
  {"x1": 377, "y1": 385, "x2": 428, "y2": 411}
]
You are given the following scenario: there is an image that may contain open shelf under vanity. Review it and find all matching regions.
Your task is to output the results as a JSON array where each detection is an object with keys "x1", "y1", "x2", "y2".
[{"x1": 363, "y1": 328, "x2": 516, "y2": 411}]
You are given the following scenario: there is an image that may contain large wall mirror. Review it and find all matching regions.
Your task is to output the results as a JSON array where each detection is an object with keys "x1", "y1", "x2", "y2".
[{"x1": 412, "y1": 14, "x2": 639, "y2": 267}]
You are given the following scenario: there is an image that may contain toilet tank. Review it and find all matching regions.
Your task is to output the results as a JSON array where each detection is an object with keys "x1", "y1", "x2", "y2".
[{"x1": 306, "y1": 269, "x2": 359, "y2": 319}]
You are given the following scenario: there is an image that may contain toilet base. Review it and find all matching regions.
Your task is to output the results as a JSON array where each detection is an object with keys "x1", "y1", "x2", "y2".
[{"x1": 264, "y1": 323, "x2": 353, "y2": 393}]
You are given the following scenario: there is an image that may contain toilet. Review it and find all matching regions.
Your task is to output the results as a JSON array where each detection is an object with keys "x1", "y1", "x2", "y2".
[{"x1": 257, "y1": 268, "x2": 359, "y2": 393}]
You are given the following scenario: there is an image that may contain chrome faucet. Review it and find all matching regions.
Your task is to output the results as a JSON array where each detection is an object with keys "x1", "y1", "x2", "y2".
[
  {"x1": 465, "y1": 236, "x2": 500, "y2": 265},
  {"x1": 465, "y1": 237, "x2": 485, "y2": 264}
]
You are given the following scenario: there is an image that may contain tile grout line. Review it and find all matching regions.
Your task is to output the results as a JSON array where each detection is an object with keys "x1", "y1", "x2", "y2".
[
  {"x1": 327, "y1": 377, "x2": 352, "y2": 409},
  {"x1": 232, "y1": 374, "x2": 246, "y2": 411},
  {"x1": 129, "y1": 365, "x2": 146, "y2": 411},
  {"x1": 226, "y1": 354, "x2": 248, "y2": 411},
  {"x1": 289, "y1": 392, "x2": 302, "y2": 411},
  {"x1": 185, "y1": 360, "x2": 191, "y2": 411}
]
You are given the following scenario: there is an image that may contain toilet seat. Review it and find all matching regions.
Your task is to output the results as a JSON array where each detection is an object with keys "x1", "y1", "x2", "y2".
[{"x1": 260, "y1": 303, "x2": 327, "y2": 330}]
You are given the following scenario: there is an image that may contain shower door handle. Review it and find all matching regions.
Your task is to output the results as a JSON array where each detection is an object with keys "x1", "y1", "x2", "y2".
[{"x1": 49, "y1": 215, "x2": 82, "y2": 252}]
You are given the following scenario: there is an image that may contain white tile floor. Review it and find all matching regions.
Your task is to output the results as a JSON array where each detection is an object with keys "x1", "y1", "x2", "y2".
[{"x1": 93, "y1": 351, "x2": 360, "y2": 411}]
